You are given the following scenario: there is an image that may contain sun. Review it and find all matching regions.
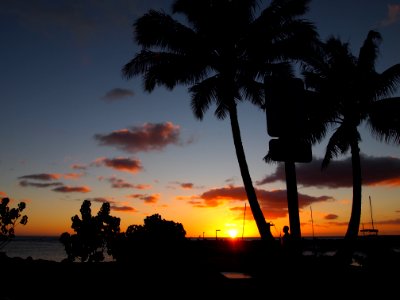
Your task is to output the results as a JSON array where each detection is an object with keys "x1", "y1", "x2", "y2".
[{"x1": 227, "y1": 229, "x2": 238, "y2": 239}]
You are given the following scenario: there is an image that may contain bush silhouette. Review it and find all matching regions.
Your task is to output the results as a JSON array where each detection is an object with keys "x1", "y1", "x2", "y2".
[{"x1": 60, "y1": 200, "x2": 120, "y2": 262}]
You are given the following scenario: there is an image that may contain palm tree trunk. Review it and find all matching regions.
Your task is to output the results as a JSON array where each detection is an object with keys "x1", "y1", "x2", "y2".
[
  {"x1": 346, "y1": 140, "x2": 362, "y2": 239},
  {"x1": 337, "y1": 139, "x2": 362, "y2": 263},
  {"x1": 228, "y1": 103, "x2": 274, "y2": 242},
  {"x1": 285, "y1": 161, "x2": 301, "y2": 241}
]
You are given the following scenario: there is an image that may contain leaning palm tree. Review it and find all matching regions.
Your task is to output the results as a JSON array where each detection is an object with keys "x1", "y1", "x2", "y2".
[
  {"x1": 303, "y1": 30, "x2": 400, "y2": 260},
  {"x1": 122, "y1": 0, "x2": 318, "y2": 242}
]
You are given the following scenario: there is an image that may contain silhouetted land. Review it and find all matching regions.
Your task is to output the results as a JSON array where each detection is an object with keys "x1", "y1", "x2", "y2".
[{"x1": 2, "y1": 236, "x2": 399, "y2": 300}]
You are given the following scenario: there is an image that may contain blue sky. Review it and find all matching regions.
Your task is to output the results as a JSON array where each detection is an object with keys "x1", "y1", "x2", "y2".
[{"x1": 1, "y1": 0, "x2": 400, "y2": 238}]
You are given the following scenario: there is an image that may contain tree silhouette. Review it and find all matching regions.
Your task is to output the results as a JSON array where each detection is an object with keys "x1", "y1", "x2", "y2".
[
  {"x1": 59, "y1": 200, "x2": 120, "y2": 262},
  {"x1": 302, "y1": 30, "x2": 400, "y2": 261},
  {"x1": 0, "y1": 197, "x2": 28, "y2": 250},
  {"x1": 126, "y1": 213, "x2": 186, "y2": 241},
  {"x1": 111, "y1": 213, "x2": 187, "y2": 262},
  {"x1": 122, "y1": 0, "x2": 318, "y2": 242}
]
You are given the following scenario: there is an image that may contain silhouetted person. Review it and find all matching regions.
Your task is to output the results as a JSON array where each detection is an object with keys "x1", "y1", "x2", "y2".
[{"x1": 281, "y1": 225, "x2": 292, "y2": 254}]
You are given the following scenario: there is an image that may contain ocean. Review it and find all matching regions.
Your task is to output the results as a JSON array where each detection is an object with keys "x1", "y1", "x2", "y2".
[
  {"x1": 2, "y1": 235, "x2": 399, "y2": 263},
  {"x1": 2, "y1": 236, "x2": 67, "y2": 262},
  {"x1": 2, "y1": 236, "x2": 115, "y2": 262}
]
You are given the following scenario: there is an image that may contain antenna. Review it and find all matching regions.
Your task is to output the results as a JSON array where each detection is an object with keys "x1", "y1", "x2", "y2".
[{"x1": 242, "y1": 202, "x2": 246, "y2": 240}]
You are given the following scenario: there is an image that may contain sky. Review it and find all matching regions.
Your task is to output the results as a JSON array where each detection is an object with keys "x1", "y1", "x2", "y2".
[{"x1": 1, "y1": 0, "x2": 400, "y2": 239}]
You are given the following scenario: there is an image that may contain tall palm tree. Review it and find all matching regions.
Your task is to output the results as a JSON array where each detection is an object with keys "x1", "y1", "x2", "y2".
[
  {"x1": 122, "y1": 0, "x2": 318, "y2": 242},
  {"x1": 303, "y1": 30, "x2": 400, "y2": 260}
]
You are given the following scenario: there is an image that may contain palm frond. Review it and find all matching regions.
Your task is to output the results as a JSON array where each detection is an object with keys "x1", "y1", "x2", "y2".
[
  {"x1": 123, "y1": 50, "x2": 208, "y2": 92},
  {"x1": 322, "y1": 124, "x2": 352, "y2": 169},
  {"x1": 134, "y1": 10, "x2": 197, "y2": 53},
  {"x1": 375, "y1": 64, "x2": 400, "y2": 98},
  {"x1": 189, "y1": 76, "x2": 219, "y2": 120},
  {"x1": 357, "y1": 30, "x2": 382, "y2": 72},
  {"x1": 368, "y1": 97, "x2": 400, "y2": 144}
]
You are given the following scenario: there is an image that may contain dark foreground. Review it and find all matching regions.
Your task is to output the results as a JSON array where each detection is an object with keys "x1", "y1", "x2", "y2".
[{"x1": 2, "y1": 236, "x2": 400, "y2": 300}]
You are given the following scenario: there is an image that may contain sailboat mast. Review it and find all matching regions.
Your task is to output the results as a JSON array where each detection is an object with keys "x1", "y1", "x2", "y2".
[{"x1": 369, "y1": 196, "x2": 375, "y2": 231}]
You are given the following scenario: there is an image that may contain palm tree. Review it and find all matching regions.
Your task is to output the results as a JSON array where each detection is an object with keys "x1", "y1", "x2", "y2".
[
  {"x1": 122, "y1": 0, "x2": 318, "y2": 242},
  {"x1": 302, "y1": 30, "x2": 400, "y2": 260}
]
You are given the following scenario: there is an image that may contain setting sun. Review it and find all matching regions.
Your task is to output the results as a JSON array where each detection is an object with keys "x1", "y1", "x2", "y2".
[{"x1": 227, "y1": 229, "x2": 238, "y2": 238}]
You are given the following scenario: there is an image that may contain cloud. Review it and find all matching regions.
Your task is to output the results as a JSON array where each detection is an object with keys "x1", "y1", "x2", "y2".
[
  {"x1": 169, "y1": 181, "x2": 199, "y2": 190},
  {"x1": 324, "y1": 214, "x2": 338, "y2": 220},
  {"x1": 0, "y1": 191, "x2": 7, "y2": 197},
  {"x1": 89, "y1": 197, "x2": 116, "y2": 204},
  {"x1": 107, "y1": 176, "x2": 151, "y2": 190},
  {"x1": 18, "y1": 173, "x2": 61, "y2": 181},
  {"x1": 52, "y1": 185, "x2": 91, "y2": 193},
  {"x1": 18, "y1": 172, "x2": 84, "y2": 181},
  {"x1": 132, "y1": 184, "x2": 152, "y2": 190},
  {"x1": 71, "y1": 164, "x2": 87, "y2": 170},
  {"x1": 128, "y1": 193, "x2": 160, "y2": 204},
  {"x1": 257, "y1": 155, "x2": 400, "y2": 188},
  {"x1": 110, "y1": 205, "x2": 138, "y2": 212},
  {"x1": 88, "y1": 197, "x2": 137, "y2": 212},
  {"x1": 375, "y1": 218, "x2": 400, "y2": 225},
  {"x1": 102, "y1": 88, "x2": 134, "y2": 102},
  {"x1": 94, "y1": 122, "x2": 188, "y2": 153},
  {"x1": 63, "y1": 173, "x2": 85, "y2": 180},
  {"x1": 182, "y1": 185, "x2": 333, "y2": 219},
  {"x1": 381, "y1": 4, "x2": 400, "y2": 27},
  {"x1": 92, "y1": 157, "x2": 143, "y2": 174},
  {"x1": 19, "y1": 180, "x2": 63, "y2": 188}
]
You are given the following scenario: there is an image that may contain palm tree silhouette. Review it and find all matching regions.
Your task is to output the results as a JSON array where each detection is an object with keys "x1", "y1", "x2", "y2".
[
  {"x1": 122, "y1": 0, "x2": 318, "y2": 242},
  {"x1": 303, "y1": 30, "x2": 400, "y2": 260}
]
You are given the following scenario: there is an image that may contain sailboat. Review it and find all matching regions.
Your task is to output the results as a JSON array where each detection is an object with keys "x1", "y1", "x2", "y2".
[{"x1": 360, "y1": 196, "x2": 378, "y2": 236}]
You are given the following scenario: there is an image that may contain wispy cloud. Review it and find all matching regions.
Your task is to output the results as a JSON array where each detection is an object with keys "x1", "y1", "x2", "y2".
[
  {"x1": 106, "y1": 179, "x2": 153, "y2": 190},
  {"x1": 18, "y1": 173, "x2": 61, "y2": 181},
  {"x1": 257, "y1": 155, "x2": 400, "y2": 188},
  {"x1": 324, "y1": 214, "x2": 338, "y2": 220},
  {"x1": 71, "y1": 164, "x2": 87, "y2": 170},
  {"x1": 169, "y1": 181, "x2": 200, "y2": 190},
  {"x1": 19, "y1": 180, "x2": 63, "y2": 188},
  {"x1": 111, "y1": 205, "x2": 138, "y2": 212},
  {"x1": 52, "y1": 185, "x2": 91, "y2": 193},
  {"x1": 380, "y1": 4, "x2": 400, "y2": 27},
  {"x1": 92, "y1": 157, "x2": 143, "y2": 174},
  {"x1": 94, "y1": 122, "x2": 189, "y2": 153},
  {"x1": 102, "y1": 88, "x2": 134, "y2": 102},
  {"x1": 128, "y1": 193, "x2": 160, "y2": 204},
  {"x1": 88, "y1": 197, "x2": 138, "y2": 212}
]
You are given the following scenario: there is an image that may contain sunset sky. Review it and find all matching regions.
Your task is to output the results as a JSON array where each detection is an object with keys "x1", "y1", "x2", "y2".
[{"x1": 1, "y1": 0, "x2": 400, "y2": 239}]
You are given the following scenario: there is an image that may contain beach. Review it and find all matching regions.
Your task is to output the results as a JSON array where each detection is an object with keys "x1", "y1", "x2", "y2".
[{"x1": 2, "y1": 236, "x2": 400, "y2": 300}]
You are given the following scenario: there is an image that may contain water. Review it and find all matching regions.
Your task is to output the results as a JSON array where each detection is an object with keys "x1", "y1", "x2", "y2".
[
  {"x1": 2, "y1": 236, "x2": 67, "y2": 262},
  {"x1": 1, "y1": 236, "x2": 114, "y2": 262}
]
